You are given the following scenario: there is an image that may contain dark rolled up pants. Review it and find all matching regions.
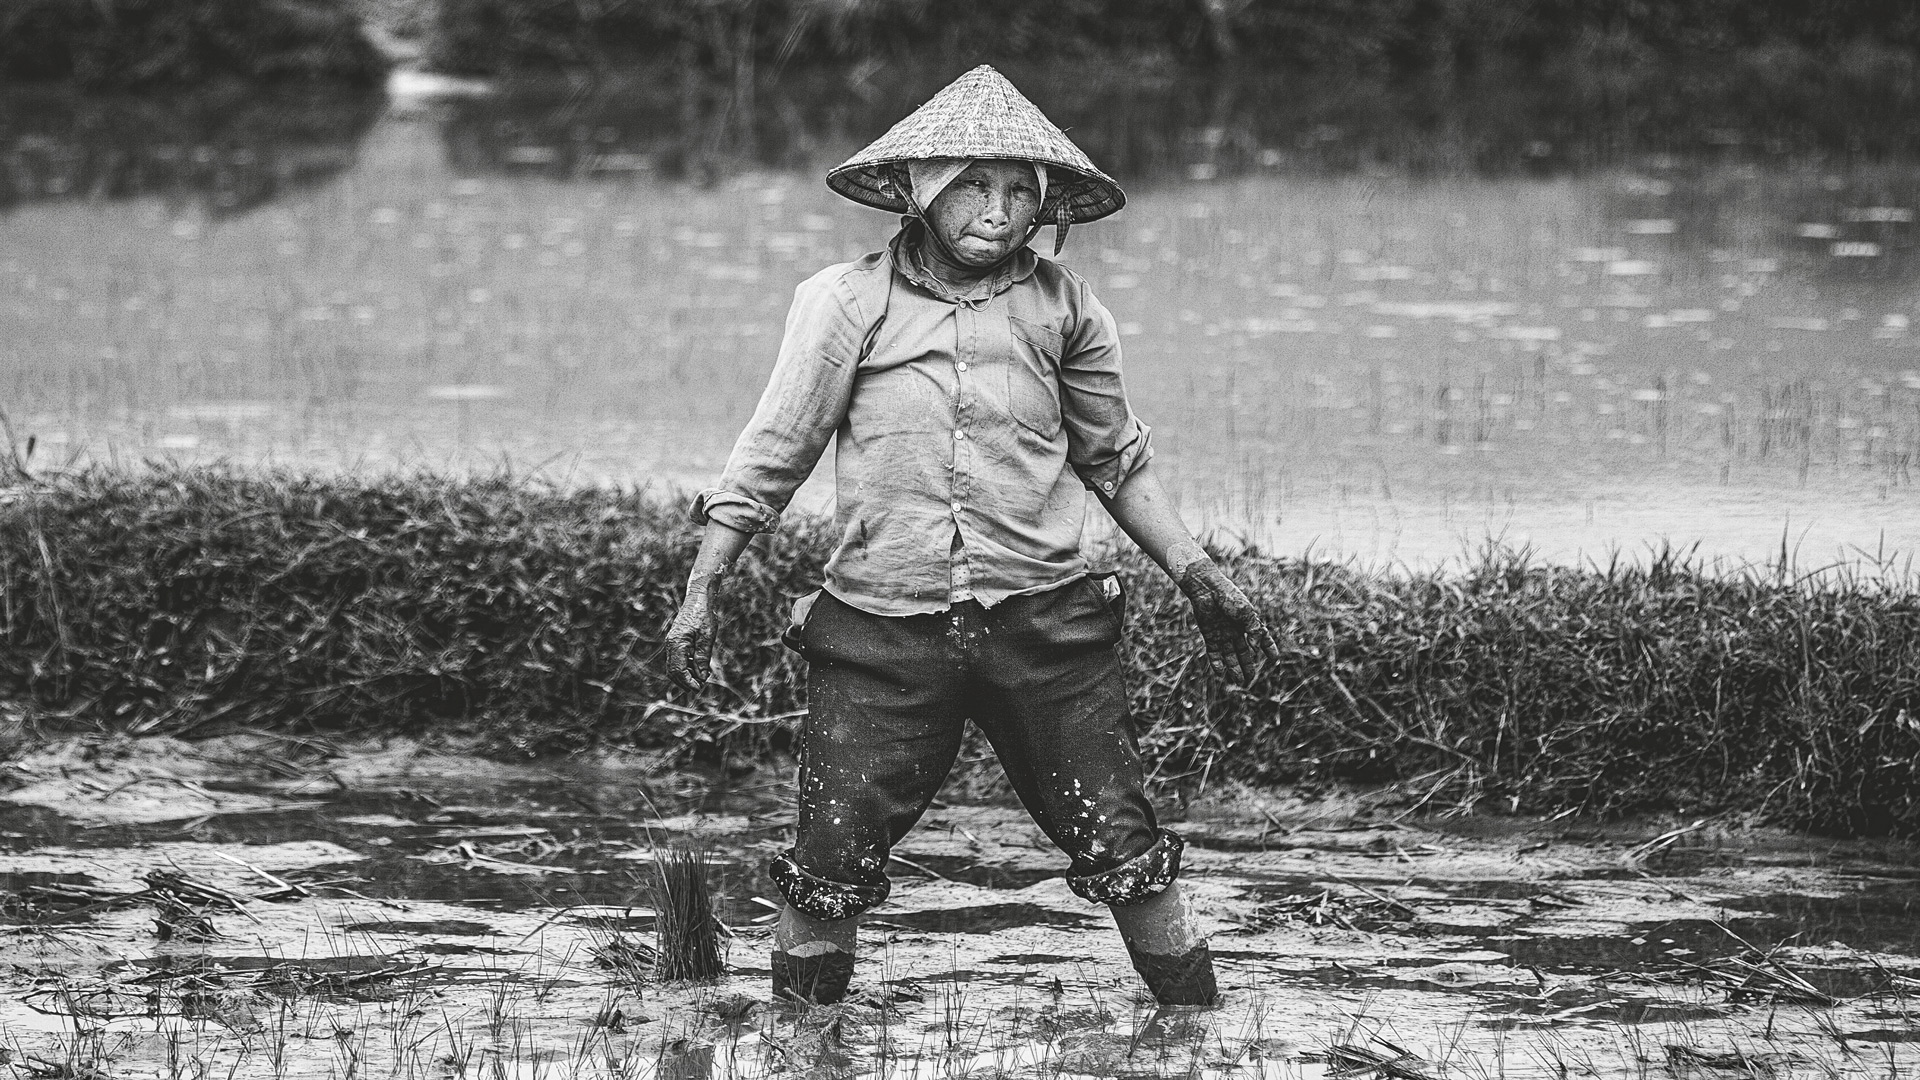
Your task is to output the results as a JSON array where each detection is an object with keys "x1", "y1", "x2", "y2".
[{"x1": 771, "y1": 577, "x2": 1183, "y2": 922}]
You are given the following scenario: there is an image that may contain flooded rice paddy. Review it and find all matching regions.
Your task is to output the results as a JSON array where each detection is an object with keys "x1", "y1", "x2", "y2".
[
  {"x1": 6, "y1": 63, "x2": 1920, "y2": 1072},
  {"x1": 3, "y1": 736, "x2": 1917, "y2": 1078},
  {"x1": 3, "y1": 68, "x2": 1920, "y2": 567}
]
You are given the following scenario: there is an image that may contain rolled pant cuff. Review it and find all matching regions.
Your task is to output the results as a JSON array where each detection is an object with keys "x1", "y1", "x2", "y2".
[
  {"x1": 770, "y1": 851, "x2": 890, "y2": 921},
  {"x1": 1067, "y1": 829, "x2": 1185, "y2": 906}
]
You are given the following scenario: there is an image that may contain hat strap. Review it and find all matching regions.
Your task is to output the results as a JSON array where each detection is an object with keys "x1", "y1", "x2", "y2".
[{"x1": 900, "y1": 166, "x2": 969, "y2": 269}]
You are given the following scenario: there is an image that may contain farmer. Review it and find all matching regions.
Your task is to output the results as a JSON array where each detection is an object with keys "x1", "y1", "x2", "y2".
[{"x1": 664, "y1": 65, "x2": 1278, "y2": 1007}]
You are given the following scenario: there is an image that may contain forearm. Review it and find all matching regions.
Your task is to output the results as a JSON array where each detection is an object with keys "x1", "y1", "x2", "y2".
[
  {"x1": 1096, "y1": 460, "x2": 1207, "y2": 580},
  {"x1": 682, "y1": 521, "x2": 755, "y2": 599}
]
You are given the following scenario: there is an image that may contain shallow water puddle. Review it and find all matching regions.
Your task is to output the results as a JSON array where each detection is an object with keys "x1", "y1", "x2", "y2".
[{"x1": 3, "y1": 736, "x2": 1918, "y2": 1078}]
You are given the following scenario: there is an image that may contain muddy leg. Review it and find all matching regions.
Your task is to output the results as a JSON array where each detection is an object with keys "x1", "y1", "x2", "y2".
[
  {"x1": 772, "y1": 906, "x2": 857, "y2": 1005},
  {"x1": 1109, "y1": 881, "x2": 1217, "y2": 1006}
]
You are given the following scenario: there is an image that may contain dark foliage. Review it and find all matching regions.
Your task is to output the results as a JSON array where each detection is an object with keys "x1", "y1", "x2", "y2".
[
  {"x1": 436, "y1": 48, "x2": 1920, "y2": 195},
  {"x1": 0, "y1": 0, "x2": 390, "y2": 89},
  {"x1": 2, "y1": 467, "x2": 1918, "y2": 838},
  {"x1": 428, "y1": 0, "x2": 1920, "y2": 76}
]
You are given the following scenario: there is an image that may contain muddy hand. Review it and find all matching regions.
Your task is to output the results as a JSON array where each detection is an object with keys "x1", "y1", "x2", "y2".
[
  {"x1": 665, "y1": 591, "x2": 717, "y2": 694},
  {"x1": 1176, "y1": 558, "x2": 1281, "y2": 683}
]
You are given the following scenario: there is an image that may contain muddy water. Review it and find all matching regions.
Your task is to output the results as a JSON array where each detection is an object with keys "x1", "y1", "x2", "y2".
[{"x1": 3, "y1": 736, "x2": 1917, "y2": 1079}]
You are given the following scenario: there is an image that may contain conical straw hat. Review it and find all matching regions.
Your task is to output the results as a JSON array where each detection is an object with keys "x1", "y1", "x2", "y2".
[{"x1": 828, "y1": 65, "x2": 1125, "y2": 225}]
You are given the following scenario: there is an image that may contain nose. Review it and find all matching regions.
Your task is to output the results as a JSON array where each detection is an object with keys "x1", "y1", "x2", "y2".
[{"x1": 980, "y1": 188, "x2": 1010, "y2": 230}]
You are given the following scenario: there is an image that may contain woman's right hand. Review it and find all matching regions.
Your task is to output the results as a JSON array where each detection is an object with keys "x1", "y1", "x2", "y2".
[
  {"x1": 665, "y1": 589, "x2": 717, "y2": 693},
  {"x1": 664, "y1": 519, "x2": 755, "y2": 695}
]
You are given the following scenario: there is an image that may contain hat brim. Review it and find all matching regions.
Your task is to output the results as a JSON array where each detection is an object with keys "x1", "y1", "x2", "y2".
[{"x1": 827, "y1": 157, "x2": 1124, "y2": 225}]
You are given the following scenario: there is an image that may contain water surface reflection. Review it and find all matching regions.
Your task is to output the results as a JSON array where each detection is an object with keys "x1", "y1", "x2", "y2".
[{"x1": 0, "y1": 85, "x2": 384, "y2": 215}]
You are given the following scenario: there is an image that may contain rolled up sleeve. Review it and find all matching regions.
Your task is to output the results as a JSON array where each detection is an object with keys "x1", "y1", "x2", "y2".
[
  {"x1": 1058, "y1": 280, "x2": 1155, "y2": 496},
  {"x1": 689, "y1": 267, "x2": 865, "y2": 532},
  {"x1": 690, "y1": 489, "x2": 781, "y2": 533}
]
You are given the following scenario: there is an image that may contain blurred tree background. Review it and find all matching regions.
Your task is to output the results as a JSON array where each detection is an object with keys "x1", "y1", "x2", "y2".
[
  {"x1": 402, "y1": 0, "x2": 1920, "y2": 187},
  {"x1": 0, "y1": 0, "x2": 390, "y2": 88},
  {"x1": 420, "y1": 0, "x2": 1920, "y2": 76},
  {"x1": 3, "y1": 1, "x2": 1915, "y2": 89}
]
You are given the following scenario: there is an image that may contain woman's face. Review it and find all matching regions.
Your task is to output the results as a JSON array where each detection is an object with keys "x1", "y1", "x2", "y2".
[{"x1": 924, "y1": 160, "x2": 1042, "y2": 268}]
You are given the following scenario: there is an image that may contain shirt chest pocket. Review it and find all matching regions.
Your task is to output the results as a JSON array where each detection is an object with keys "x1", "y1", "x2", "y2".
[{"x1": 1006, "y1": 314, "x2": 1065, "y2": 440}]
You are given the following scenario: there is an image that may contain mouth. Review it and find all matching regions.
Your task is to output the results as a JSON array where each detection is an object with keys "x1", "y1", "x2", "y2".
[{"x1": 956, "y1": 233, "x2": 1011, "y2": 253}]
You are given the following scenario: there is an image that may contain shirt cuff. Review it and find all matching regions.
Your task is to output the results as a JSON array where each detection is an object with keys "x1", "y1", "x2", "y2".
[
  {"x1": 1073, "y1": 421, "x2": 1155, "y2": 497},
  {"x1": 690, "y1": 488, "x2": 782, "y2": 534}
]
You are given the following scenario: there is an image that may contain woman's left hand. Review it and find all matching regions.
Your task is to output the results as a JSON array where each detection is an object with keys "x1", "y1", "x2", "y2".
[{"x1": 1175, "y1": 558, "x2": 1282, "y2": 684}]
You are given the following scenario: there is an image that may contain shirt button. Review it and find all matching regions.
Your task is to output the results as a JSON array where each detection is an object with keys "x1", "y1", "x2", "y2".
[
  {"x1": 1103, "y1": 481, "x2": 1115, "y2": 492},
  {"x1": 950, "y1": 502, "x2": 962, "y2": 514},
  {"x1": 956, "y1": 361, "x2": 969, "y2": 372},
  {"x1": 954, "y1": 430, "x2": 967, "y2": 441}
]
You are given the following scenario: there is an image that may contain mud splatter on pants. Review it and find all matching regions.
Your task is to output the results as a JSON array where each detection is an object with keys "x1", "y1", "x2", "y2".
[{"x1": 770, "y1": 578, "x2": 1182, "y2": 920}]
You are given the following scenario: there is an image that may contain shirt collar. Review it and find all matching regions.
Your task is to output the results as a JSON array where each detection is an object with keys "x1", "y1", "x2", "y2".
[{"x1": 888, "y1": 223, "x2": 1037, "y2": 308}]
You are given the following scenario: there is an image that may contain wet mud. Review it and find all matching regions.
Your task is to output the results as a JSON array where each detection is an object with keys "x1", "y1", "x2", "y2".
[{"x1": 3, "y1": 735, "x2": 1917, "y2": 1078}]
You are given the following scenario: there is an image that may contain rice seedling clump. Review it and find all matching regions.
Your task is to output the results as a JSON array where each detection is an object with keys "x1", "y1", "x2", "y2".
[{"x1": 652, "y1": 848, "x2": 724, "y2": 983}]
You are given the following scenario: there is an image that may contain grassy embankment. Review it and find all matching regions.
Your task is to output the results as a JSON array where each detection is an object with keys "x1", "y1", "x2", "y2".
[{"x1": 3, "y1": 466, "x2": 1918, "y2": 839}]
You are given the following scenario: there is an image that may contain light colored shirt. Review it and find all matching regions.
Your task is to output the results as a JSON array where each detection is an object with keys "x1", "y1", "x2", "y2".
[{"x1": 693, "y1": 229, "x2": 1153, "y2": 616}]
